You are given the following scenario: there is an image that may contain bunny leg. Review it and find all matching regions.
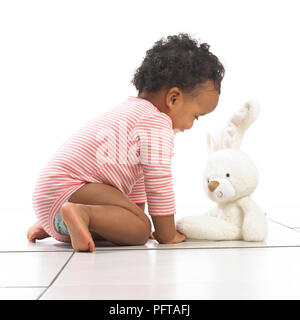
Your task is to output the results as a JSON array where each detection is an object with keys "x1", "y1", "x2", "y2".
[
  {"x1": 176, "y1": 214, "x2": 242, "y2": 240},
  {"x1": 237, "y1": 197, "x2": 268, "y2": 242}
]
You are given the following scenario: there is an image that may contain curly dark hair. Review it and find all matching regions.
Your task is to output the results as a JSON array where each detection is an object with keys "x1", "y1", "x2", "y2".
[{"x1": 131, "y1": 33, "x2": 225, "y2": 95}]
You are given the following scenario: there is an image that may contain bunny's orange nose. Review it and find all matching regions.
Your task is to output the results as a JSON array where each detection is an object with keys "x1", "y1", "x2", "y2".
[{"x1": 208, "y1": 180, "x2": 219, "y2": 192}]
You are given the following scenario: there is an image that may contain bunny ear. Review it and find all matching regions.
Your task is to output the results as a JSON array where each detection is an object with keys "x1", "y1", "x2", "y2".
[
  {"x1": 226, "y1": 100, "x2": 260, "y2": 149},
  {"x1": 206, "y1": 132, "x2": 216, "y2": 153},
  {"x1": 207, "y1": 100, "x2": 260, "y2": 152},
  {"x1": 229, "y1": 100, "x2": 260, "y2": 132},
  {"x1": 207, "y1": 127, "x2": 228, "y2": 152},
  {"x1": 223, "y1": 123, "x2": 237, "y2": 149}
]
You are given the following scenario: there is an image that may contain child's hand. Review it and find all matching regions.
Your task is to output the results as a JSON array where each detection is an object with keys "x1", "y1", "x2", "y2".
[{"x1": 151, "y1": 230, "x2": 186, "y2": 244}]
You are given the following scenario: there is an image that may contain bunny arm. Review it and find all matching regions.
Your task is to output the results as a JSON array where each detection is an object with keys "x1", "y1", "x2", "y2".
[
  {"x1": 176, "y1": 209, "x2": 242, "y2": 241},
  {"x1": 236, "y1": 196, "x2": 268, "y2": 241}
]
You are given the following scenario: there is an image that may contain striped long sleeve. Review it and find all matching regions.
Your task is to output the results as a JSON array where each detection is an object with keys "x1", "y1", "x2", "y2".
[
  {"x1": 131, "y1": 113, "x2": 176, "y2": 216},
  {"x1": 127, "y1": 175, "x2": 147, "y2": 203}
]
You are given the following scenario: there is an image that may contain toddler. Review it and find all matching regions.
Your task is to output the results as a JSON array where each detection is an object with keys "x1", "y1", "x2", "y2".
[{"x1": 27, "y1": 33, "x2": 224, "y2": 252}]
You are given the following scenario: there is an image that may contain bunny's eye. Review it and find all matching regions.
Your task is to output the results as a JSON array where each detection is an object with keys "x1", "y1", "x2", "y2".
[
  {"x1": 226, "y1": 173, "x2": 230, "y2": 178},
  {"x1": 207, "y1": 178, "x2": 210, "y2": 183}
]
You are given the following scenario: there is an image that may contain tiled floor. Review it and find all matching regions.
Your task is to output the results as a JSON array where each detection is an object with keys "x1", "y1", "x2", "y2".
[{"x1": 1, "y1": 205, "x2": 300, "y2": 300}]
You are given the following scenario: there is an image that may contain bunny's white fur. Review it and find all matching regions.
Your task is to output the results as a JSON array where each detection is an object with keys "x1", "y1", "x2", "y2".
[{"x1": 176, "y1": 100, "x2": 268, "y2": 241}]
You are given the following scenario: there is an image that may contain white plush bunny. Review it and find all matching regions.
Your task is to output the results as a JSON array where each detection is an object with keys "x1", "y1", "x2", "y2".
[{"x1": 176, "y1": 101, "x2": 268, "y2": 241}]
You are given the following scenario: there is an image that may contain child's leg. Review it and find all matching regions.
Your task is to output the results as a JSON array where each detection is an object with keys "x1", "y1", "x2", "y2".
[
  {"x1": 61, "y1": 202, "x2": 151, "y2": 252},
  {"x1": 60, "y1": 183, "x2": 151, "y2": 252}
]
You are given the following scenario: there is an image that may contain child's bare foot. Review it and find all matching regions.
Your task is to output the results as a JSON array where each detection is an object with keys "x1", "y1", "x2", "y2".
[
  {"x1": 60, "y1": 202, "x2": 95, "y2": 252},
  {"x1": 27, "y1": 221, "x2": 50, "y2": 243}
]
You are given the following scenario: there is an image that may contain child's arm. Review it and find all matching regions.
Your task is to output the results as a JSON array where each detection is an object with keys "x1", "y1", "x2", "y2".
[
  {"x1": 151, "y1": 215, "x2": 186, "y2": 244},
  {"x1": 132, "y1": 113, "x2": 185, "y2": 244}
]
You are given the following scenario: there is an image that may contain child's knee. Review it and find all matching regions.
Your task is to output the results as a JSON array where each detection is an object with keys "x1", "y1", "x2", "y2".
[{"x1": 125, "y1": 222, "x2": 151, "y2": 246}]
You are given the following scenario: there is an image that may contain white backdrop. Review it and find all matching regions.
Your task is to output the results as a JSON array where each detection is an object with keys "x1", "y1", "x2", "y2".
[{"x1": 1, "y1": 0, "x2": 299, "y2": 222}]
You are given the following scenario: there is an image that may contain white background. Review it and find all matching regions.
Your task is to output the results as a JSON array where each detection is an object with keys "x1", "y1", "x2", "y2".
[{"x1": 0, "y1": 0, "x2": 299, "y2": 222}]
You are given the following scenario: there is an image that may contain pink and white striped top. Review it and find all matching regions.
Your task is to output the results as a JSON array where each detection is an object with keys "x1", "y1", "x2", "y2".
[{"x1": 32, "y1": 96, "x2": 176, "y2": 242}]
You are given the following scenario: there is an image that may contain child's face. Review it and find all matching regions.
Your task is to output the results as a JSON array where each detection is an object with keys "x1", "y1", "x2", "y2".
[{"x1": 166, "y1": 80, "x2": 219, "y2": 132}]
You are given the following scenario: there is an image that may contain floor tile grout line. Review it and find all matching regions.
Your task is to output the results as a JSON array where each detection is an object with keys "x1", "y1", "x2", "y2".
[
  {"x1": 267, "y1": 218, "x2": 299, "y2": 230},
  {"x1": 94, "y1": 245, "x2": 300, "y2": 252},
  {"x1": 0, "y1": 250, "x2": 74, "y2": 253},
  {"x1": 36, "y1": 251, "x2": 75, "y2": 300},
  {"x1": 3, "y1": 243, "x2": 300, "y2": 254},
  {"x1": 0, "y1": 286, "x2": 47, "y2": 289}
]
